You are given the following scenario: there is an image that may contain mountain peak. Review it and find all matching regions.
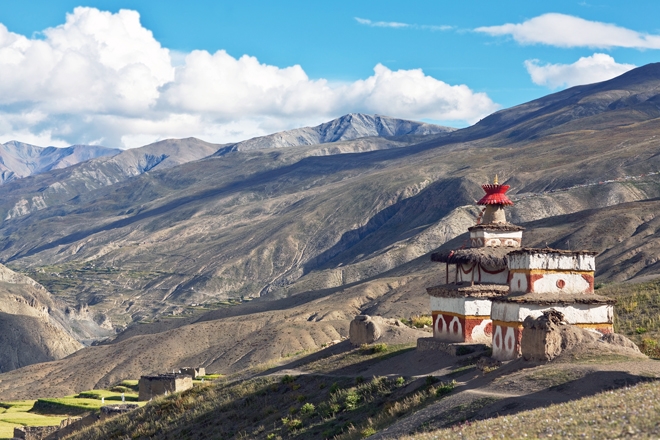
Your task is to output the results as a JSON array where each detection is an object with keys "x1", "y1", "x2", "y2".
[
  {"x1": 0, "y1": 142, "x2": 121, "y2": 184},
  {"x1": 221, "y1": 113, "x2": 455, "y2": 153}
]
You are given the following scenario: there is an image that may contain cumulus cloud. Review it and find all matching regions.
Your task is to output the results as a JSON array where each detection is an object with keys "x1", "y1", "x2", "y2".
[
  {"x1": 525, "y1": 54, "x2": 636, "y2": 89},
  {"x1": 476, "y1": 13, "x2": 660, "y2": 49},
  {"x1": 0, "y1": 7, "x2": 496, "y2": 148}
]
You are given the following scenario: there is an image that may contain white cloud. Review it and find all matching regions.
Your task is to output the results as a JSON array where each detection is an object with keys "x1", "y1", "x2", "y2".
[
  {"x1": 476, "y1": 13, "x2": 660, "y2": 49},
  {"x1": 0, "y1": 7, "x2": 496, "y2": 149},
  {"x1": 355, "y1": 17, "x2": 452, "y2": 31},
  {"x1": 355, "y1": 17, "x2": 409, "y2": 28},
  {"x1": 525, "y1": 53, "x2": 636, "y2": 89}
]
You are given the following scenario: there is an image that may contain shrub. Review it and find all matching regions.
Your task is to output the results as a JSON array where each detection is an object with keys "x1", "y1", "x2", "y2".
[
  {"x1": 435, "y1": 380, "x2": 456, "y2": 397},
  {"x1": 372, "y1": 343, "x2": 388, "y2": 353},
  {"x1": 300, "y1": 402, "x2": 315, "y2": 415},
  {"x1": 640, "y1": 339, "x2": 660, "y2": 358},
  {"x1": 281, "y1": 375, "x2": 294, "y2": 384},
  {"x1": 326, "y1": 403, "x2": 341, "y2": 416},
  {"x1": 296, "y1": 394, "x2": 306, "y2": 402},
  {"x1": 287, "y1": 418, "x2": 302, "y2": 431},
  {"x1": 361, "y1": 426, "x2": 377, "y2": 437},
  {"x1": 411, "y1": 315, "x2": 433, "y2": 328},
  {"x1": 425, "y1": 375, "x2": 438, "y2": 386},
  {"x1": 360, "y1": 426, "x2": 376, "y2": 438},
  {"x1": 395, "y1": 377, "x2": 405, "y2": 386},
  {"x1": 344, "y1": 391, "x2": 360, "y2": 410},
  {"x1": 355, "y1": 376, "x2": 365, "y2": 384},
  {"x1": 329, "y1": 382, "x2": 340, "y2": 394}
]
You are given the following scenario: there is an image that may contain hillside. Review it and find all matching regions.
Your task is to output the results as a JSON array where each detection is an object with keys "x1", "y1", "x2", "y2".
[
  {"x1": 0, "y1": 264, "x2": 83, "y2": 373},
  {"x1": 0, "y1": 64, "x2": 660, "y2": 383},
  {"x1": 3, "y1": 63, "x2": 660, "y2": 330}
]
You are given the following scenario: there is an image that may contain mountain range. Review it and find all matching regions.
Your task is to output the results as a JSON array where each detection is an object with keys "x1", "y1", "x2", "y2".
[
  {"x1": 2, "y1": 64, "x2": 660, "y2": 396},
  {"x1": 216, "y1": 113, "x2": 455, "y2": 154},
  {"x1": 0, "y1": 141, "x2": 120, "y2": 184}
]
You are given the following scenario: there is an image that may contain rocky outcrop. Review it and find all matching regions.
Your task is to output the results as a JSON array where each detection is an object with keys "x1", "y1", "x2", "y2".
[
  {"x1": 350, "y1": 315, "x2": 383, "y2": 346},
  {"x1": 521, "y1": 310, "x2": 565, "y2": 361},
  {"x1": 349, "y1": 315, "x2": 411, "y2": 346},
  {"x1": 521, "y1": 310, "x2": 643, "y2": 362}
]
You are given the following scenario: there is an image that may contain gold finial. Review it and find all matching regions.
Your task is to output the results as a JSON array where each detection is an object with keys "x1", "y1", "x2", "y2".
[{"x1": 493, "y1": 174, "x2": 499, "y2": 185}]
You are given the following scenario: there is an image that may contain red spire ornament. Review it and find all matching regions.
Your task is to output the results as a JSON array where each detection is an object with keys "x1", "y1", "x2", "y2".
[
  {"x1": 477, "y1": 175, "x2": 513, "y2": 224},
  {"x1": 477, "y1": 174, "x2": 514, "y2": 206}
]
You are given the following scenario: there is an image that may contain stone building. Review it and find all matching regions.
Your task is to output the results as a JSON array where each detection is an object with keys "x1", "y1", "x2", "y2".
[
  {"x1": 180, "y1": 367, "x2": 206, "y2": 378},
  {"x1": 426, "y1": 176, "x2": 615, "y2": 359},
  {"x1": 138, "y1": 373, "x2": 193, "y2": 401}
]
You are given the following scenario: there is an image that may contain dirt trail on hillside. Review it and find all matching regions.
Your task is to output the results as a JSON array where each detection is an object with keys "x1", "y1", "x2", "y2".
[{"x1": 372, "y1": 358, "x2": 660, "y2": 438}]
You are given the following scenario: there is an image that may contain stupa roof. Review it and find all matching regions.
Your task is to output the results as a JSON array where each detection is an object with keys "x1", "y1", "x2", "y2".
[
  {"x1": 431, "y1": 246, "x2": 514, "y2": 268},
  {"x1": 477, "y1": 183, "x2": 514, "y2": 206}
]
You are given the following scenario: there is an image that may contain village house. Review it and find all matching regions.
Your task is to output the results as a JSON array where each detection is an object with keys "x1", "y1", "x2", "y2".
[{"x1": 138, "y1": 373, "x2": 193, "y2": 401}]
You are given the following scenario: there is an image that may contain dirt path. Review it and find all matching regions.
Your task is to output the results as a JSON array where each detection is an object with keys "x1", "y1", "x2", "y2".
[{"x1": 371, "y1": 358, "x2": 660, "y2": 438}]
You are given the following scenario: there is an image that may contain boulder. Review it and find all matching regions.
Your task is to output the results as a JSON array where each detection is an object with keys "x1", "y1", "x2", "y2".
[
  {"x1": 349, "y1": 315, "x2": 382, "y2": 346},
  {"x1": 521, "y1": 310, "x2": 565, "y2": 361},
  {"x1": 521, "y1": 309, "x2": 643, "y2": 362}
]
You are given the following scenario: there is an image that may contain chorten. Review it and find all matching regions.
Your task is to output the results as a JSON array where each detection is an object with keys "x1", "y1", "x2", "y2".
[
  {"x1": 425, "y1": 176, "x2": 615, "y2": 360},
  {"x1": 427, "y1": 176, "x2": 522, "y2": 343}
]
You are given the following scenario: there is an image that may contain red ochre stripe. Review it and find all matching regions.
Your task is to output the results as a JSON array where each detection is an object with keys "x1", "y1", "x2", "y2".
[
  {"x1": 432, "y1": 311, "x2": 490, "y2": 319},
  {"x1": 493, "y1": 320, "x2": 612, "y2": 329}
]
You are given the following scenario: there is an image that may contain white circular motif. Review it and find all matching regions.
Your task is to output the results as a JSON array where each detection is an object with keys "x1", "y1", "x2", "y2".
[
  {"x1": 493, "y1": 325, "x2": 503, "y2": 351},
  {"x1": 449, "y1": 316, "x2": 462, "y2": 336},
  {"x1": 435, "y1": 314, "x2": 447, "y2": 335},
  {"x1": 504, "y1": 327, "x2": 515, "y2": 354}
]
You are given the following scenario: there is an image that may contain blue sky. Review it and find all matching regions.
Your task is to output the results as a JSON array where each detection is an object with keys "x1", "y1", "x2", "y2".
[{"x1": 0, "y1": 1, "x2": 659, "y2": 148}]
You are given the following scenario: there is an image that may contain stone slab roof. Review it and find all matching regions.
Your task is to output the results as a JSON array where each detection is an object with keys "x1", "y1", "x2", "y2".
[
  {"x1": 508, "y1": 248, "x2": 598, "y2": 256},
  {"x1": 492, "y1": 292, "x2": 615, "y2": 305},
  {"x1": 426, "y1": 282, "x2": 510, "y2": 298},
  {"x1": 431, "y1": 246, "x2": 515, "y2": 267},
  {"x1": 467, "y1": 223, "x2": 525, "y2": 232}
]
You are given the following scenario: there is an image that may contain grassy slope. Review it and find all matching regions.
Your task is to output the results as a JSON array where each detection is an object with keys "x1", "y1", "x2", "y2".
[
  {"x1": 47, "y1": 279, "x2": 660, "y2": 439},
  {"x1": 599, "y1": 280, "x2": 660, "y2": 356},
  {"x1": 0, "y1": 401, "x2": 64, "y2": 439},
  {"x1": 411, "y1": 380, "x2": 660, "y2": 439},
  {"x1": 0, "y1": 382, "x2": 145, "y2": 440},
  {"x1": 64, "y1": 346, "x2": 458, "y2": 440}
]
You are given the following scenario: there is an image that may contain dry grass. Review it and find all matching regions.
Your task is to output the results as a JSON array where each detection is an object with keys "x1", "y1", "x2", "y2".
[
  {"x1": 411, "y1": 316, "x2": 433, "y2": 329},
  {"x1": 408, "y1": 380, "x2": 660, "y2": 439},
  {"x1": 62, "y1": 373, "x2": 457, "y2": 440},
  {"x1": 599, "y1": 280, "x2": 660, "y2": 356}
]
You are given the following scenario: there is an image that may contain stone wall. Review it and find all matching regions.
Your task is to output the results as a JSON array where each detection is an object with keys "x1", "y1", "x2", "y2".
[{"x1": 13, "y1": 425, "x2": 59, "y2": 440}]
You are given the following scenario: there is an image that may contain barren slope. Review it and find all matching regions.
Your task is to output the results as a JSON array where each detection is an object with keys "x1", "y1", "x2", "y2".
[{"x1": 0, "y1": 264, "x2": 82, "y2": 373}]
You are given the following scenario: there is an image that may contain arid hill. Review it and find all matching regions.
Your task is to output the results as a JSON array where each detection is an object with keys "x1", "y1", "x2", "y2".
[
  {"x1": 1, "y1": 64, "x2": 660, "y2": 388},
  {"x1": 2, "y1": 65, "x2": 660, "y2": 332},
  {"x1": 0, "y1": 264, "x2": 83, "y2": 373}
]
